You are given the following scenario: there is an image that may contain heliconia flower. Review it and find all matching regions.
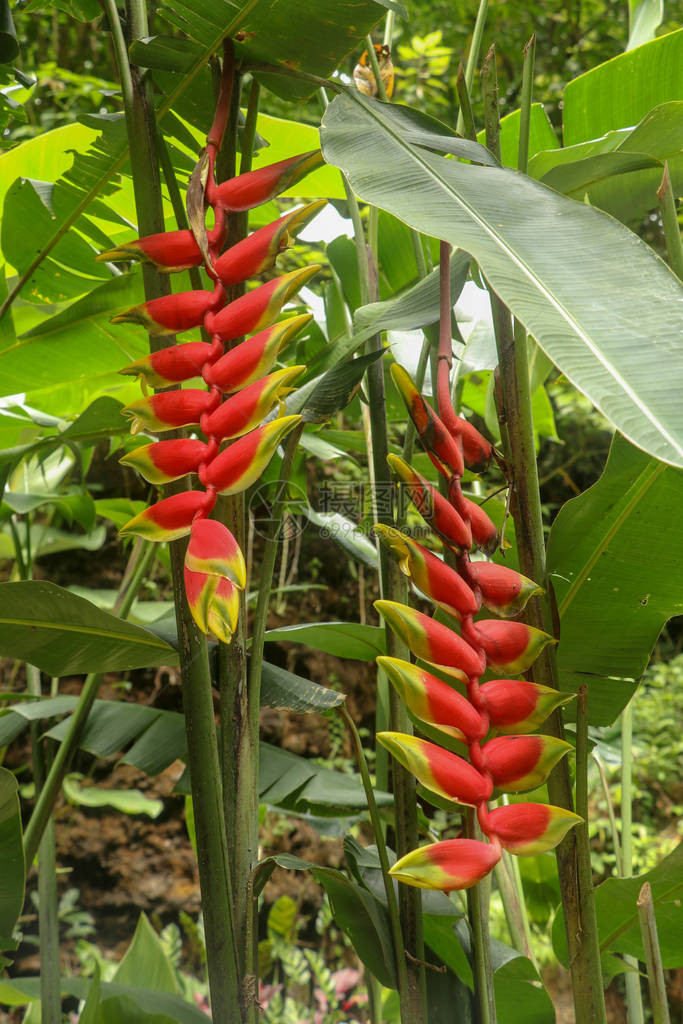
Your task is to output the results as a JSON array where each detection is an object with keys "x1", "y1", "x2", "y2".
[
  {"x1": 377, "y1": 656, "x2": 484, "y2": 743},
  {"x1": 375, "y1": 600, "x2": 485, "y2": 682},
  {"x1": 461, "y1": 496, "x2": 498, "y2": 555},
  {"x1": 185, "y1": 518, "x2": 246, "y2": 588},
  {"x1": 467, "y1": 561, "x2": 542, "y2": 618},
  {"x1": 391, "y1": 364, "x2": 464, "y2": 479},
  {"x1": 184, "y1": 565, "x2": 239, "y2": 644},
  {"x1": 213, "y1": 202, "x2": 326, "y2": 285},
  {"x1": 377, "y1": 732, "x2": 492, "y2": 807},
  {"x1": 212, "y1": 151, "x2": 324, "y2": 211},
  {"x1": 389, "y1": 838, "x2": 501, "y2": 891},
  {"x1": 481, "y1": 734, "x2": 572, "y2": 793},
  {"x1": 119, "y1": 491, "x2": 209, "y2": 541},
  {"x1": 206, "y1": 266, "x2": 320, "y2": 341},
  {"x1": 205, "y1": 266, "x2": 321, "y2": 342},
  {"x1": 120, "y1": 343, "x2": 215, "y2": 389},
  {"x1": 204, "y1": 315, "x2": 312, "y2": 394},
  {"x1": 374, "y1": 524, "x2": 478, "y2": 620},
  {"x1": 200, "y1": 366, "x2": 304, "y2": 441},
  {"x1": 387, "y1": 455, "x2": 472, "y2": 552},
  {"x1": 480, "y1": 678, "x2": 574, "y2": 735},
  {"x1": 202, "y1": 415, "x2": 302, "y2": 495},
  {"x1": 111, "y1": 290, "x2": 218, "y2": 335},
  {"x1": 120, "y1": 439, "x2": 209, "y2": 484},
  {"x1": 449, "y1": 417, "x2": 494, "y2": 470},
  {"x1": 471, "y1": 619, "x2": 555, "y2": 674},
  {"x1": 122, "y1": 390, "x2": 215, "y2": 435},
  {"x1": 488, "y1": 803, "x2": 581, "y2": 856},
  {"x1": 96, "y1": 223, "x2": 227, "y2": 273}
]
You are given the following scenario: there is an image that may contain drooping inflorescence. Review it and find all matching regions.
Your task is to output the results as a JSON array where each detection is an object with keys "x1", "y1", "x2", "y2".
[
  {"x1": 103, "y1": 85, "x2": 324, "y2": 644},
  {"x1": 375, "y1": 363, "x2": 580, "y2": 889}
]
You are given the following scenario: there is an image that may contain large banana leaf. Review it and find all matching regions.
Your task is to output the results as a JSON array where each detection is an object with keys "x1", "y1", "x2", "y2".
[
  {"x1": 320, "y1": 91, "x2": 683, "y2": 469},
  {"x1": 547, "y1": 434, "x2": 683, "y2": 726}
]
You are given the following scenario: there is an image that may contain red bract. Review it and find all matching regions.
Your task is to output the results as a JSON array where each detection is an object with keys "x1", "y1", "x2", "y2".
[
  {"x1": 121, "y1": 343, "x2": 214, "y2": 389},
  {"x1": 97, "y1": 223, "x2": 226, "y2": 272},
  {"x1": 204, "y1": 315, "x2": 311, "y2": 394},
  {"x1": 391, "y1": 364, "x2": 464, "y2": 478},
  {"x1": 122, "y1": 390, "x2": 215, "y2": 434},
  {"x1": 112, "y1": 290, "x2": 219, "y2": 334},
  {"x1": 120, "y1": 439, "x2": 209, "y2": 484},
  {"x1": 212, "y1": 202, "x2": 325, "y2": 285},
  {"x1": 387, "y1": 455, "x2": 472, "y2": 552},
  {"x1": 212, "y1": 151, "x2": 324, "y2": 210},
  {"x1": 206, "y1": 266, "x2": 320, "y2": 341}
]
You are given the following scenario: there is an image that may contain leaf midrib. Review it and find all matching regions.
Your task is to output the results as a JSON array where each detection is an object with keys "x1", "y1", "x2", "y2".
[{"x1": 0, "y1": 617, "x2": 173, "y2": 650}]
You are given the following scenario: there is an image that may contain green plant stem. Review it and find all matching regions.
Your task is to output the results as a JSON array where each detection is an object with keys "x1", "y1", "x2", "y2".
[
  {"x1": 621, "y1": 700, "x2": 645, "y2": 1024},
  {"x1": 575, "y1": 686, "x2": 606, "y2": 1021},
  {"x1": 637, "y1": 883, "x2": 670, "y2": 1024},
  {"x1": 25, "y1": 664, "x2": 61, "y2": 1024},
  {"x1": 383, "y1": 11, "x2": 395, "y2": 47},
  {"x1": 517, "y1": 34, "x2": 536, "y2": 174},
  {"x1": 465, "y1": 809, "x2": 495, "y2": 1024},
  {"x1": 456, "y1": 63, "x2": 477, "y2": 143},
  {"x1": 156, "y1": 127, "x2": 205, "y2": 294},
  {"x1": 593, "y1": 753, "x2": 622, "y2": 875},
  {"x1": 239, "y1": 78, "x2": 261, "y2": 175},
  {"x1": 23, "y1": 539, "x2": 155, "y2": 865},
  {"x1": 106, "y1": 8, "x2": 241, "y2": 1017},
  {"x1": 456, "y1": 0, "x2": 489, "y2": 136},
  {"x1": 657, "y1": 163, "x2": 683, "y2": 281},
  {"x1": 364, "y1": 34, "x2": 389, "y2": 101},
  {"x1": 339, "y1": 704, "x2": 410, "y2": 1001},
  {"x1": 493, "y1": 851, "x2": 535, "y2": 966}
]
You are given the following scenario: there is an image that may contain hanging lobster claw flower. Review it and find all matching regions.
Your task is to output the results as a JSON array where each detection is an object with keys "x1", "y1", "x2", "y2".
[
  {"x1": 390, "y1": 838, "x2": 501, "y2": 891},
  {"x1": 120, "y1": 343, "x2": 215, "y2": 389},
  {"x1": 449, "y1": 417, "x2": 493, "y2": 471},
  {"x1": 200, "y1": 366, "x2": 304, "y2": 441},
  {"x1": 122, "y1": 390, "x2": 215, "y2": 435},
  {"x1": 119, "y1": 491, "x2": 210, "y2": 541},
  {"x1": 375, "y1": 524, "x2": 479, "y2": 620},
  {"x1": 111, "y1": 290, "x2": 218, "y2": 335},
  {"x1": 120, "y1": 439, "x2": 209, "y2": 484},
  {"x1": 206, "y1": 266, "x2": 320, "y2": 341},
  {"x1": 391, "y1": 364, "x2": 464, "y2": 479},
  {"x1": 204, "y1": 315, "x2": 312, "y2": 394},
  {"x1": 375, "y1": 600, "x2": 485, "y2": 682},
  {"x1": 185, "y1": 518, "x2": 246, "y2": 588},
  {"x1": 213, "y1": 202, "x2": 326, "y2": 285},
  {"x1": 480, "y1": 679, "x2": 574, "y2": 735},
  {"x1": 202, "y1": 415, "x2": 302, "y2": 495},
  {"x1": 184, "y1": 566, "x2": 240, "y2": 644},
  {"x1": 471, "y1": 619, "x2": 555, "y2": 674},
  {"x1": 377, "y1": 656, "x2": 484, "y2": 743},
  {"x1": 461, "y1": 496, "x2": 498, "y2": 555},
  {"x1": 212, "y1": 151, "x2": 324, "y2": 211},
  {"x1": 96, "y1": 223, "x2": 227, "y2": 273},
  {"x1": 377, "y1": 732, "x2": 492, "y2": 807},
  {"x1": 488, "y1": 803, "x2": 581, "y2": 856},
  {"x1": 467, "y1": 561, "x2": 542, "y2": 618},
  {"x1": 482, "y1": 734, "x2": 573, "y2": 793},
  {"x1": 387, "y1": 455, "x2": 472, "y2": 552}
]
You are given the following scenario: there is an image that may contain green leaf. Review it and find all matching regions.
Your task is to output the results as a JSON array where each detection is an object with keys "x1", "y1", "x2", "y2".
[
  {"x1": 0, "y1": 767, "x2": 24, "y2": 951},
  {"x1": 547, "y1": 433, "x2": 683, "y2": 725},
  {"x1": 321, "y1": 90, "x2": 683, "y2": 469},
  {"x1": 264, "y1": 853, "x2": 397, "y2": 988},
  {"x1": 77, "y1": 964, "x2": 101, "y2": 1024},
  {"x1": 301, "y1": 349, "x2": 385, "y2": 423},
  {"x1": 628, "y1": 0, "x2": 664, "y2": 49},
  {"x1": 62, "y1": 773, "x2": 163, "y2": 818},
  {"x1": 0, "y1": 978, "x2": 207, "y2": 1022},
  {"x1": 0, "y1": 275, "x2": 146, "y2": 398},
  {"x1": 553, "y1": 842, "x2": 683, "y2": 971},
  {"x1": 0, "y1": 581, "x2": 179, "y2": 675},
  {"x1": 562, "y1": 29, "x2": 683, "y2": 145},
  {"x1": 112, "y1": 913, "x2": 180, "y2": 994},
  {"x1": 98, "y1": 995, "x2": 177, "y2": 1024},
  {"x1": 476, "y1": 103, "x2": 559, "y2": 169},
  {"x1": 303, "y1": 508, "x2": 379, "y2": 568},
  {"x1": 263, "y1": 621, "x2": 386, "y2": 660},
  {"x1": 260, "y1": 661, "x2": 345, "y2": 713}
]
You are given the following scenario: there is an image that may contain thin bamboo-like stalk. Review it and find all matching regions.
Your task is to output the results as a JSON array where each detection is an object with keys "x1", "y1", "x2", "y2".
[
  {"x1": 637, "y1": 882, "x2": 671, "y2": 1024},
  {"x1": 622, "y1": 700, "x2": 646, "y2": 1023},
  {"x1": 456, "y1": 0, "x2": 489, "y2": 136},
  {"x1": 657, "y1": 163, "x2": 683, "y2": 281}
]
